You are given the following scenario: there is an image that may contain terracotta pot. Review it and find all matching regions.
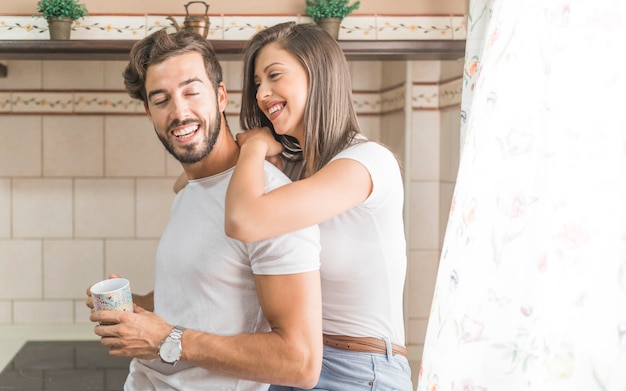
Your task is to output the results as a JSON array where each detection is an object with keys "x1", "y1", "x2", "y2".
[
  {"x1": 47, "y1": 17, "x2": 73, "y2": 40},
  {"x1": 316, "y1": 18, "x2": 342, "y2": 40}
]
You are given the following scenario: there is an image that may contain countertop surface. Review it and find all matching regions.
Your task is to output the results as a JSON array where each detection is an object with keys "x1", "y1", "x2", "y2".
[{"x1": 0, "y1": 324, "x2": 99, "y2": 372}]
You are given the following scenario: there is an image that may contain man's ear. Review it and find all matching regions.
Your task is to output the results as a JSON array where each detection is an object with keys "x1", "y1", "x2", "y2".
[{"x1": 217, "y1": 82, "x2": 228, "y2": 113}]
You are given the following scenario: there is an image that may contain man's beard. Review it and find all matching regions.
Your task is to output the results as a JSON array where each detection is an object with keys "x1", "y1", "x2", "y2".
[{"x1": 157, "y1": 105, "x2": 222, "y2": 164}]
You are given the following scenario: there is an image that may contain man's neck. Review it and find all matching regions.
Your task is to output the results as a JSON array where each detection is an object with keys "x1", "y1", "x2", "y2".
[{"x1": 183, "y1": 127, "x2": 240, "y2": 180}]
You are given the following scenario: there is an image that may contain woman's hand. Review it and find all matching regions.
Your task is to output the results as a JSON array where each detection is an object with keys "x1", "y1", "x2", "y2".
[{"x1": 236, "y1": 127, "x2": 284, "y2": 170}]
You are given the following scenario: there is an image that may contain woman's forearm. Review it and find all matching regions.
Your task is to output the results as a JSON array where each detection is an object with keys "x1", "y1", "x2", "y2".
[{"x1": 225, "y1": 142, "x2": 269, "y2": 241}]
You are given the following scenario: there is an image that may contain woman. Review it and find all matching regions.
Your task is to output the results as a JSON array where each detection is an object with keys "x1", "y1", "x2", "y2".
[{"x1": 225, "y1": 22, "x2": 412, "y2": 390}]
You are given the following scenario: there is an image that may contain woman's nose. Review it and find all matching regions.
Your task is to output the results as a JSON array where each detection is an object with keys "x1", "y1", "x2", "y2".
[{"x1": 256, "y1": 81, "x2": 270, "y2": 101}]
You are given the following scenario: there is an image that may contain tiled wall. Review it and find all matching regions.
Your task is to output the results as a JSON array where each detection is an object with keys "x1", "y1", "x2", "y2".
[{"x1": 0, "y1": 13, "x2": 464, "y2": 387}]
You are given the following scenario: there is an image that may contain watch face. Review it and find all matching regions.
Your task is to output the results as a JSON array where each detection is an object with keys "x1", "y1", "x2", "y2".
[{"x1": 159, "y1": 340, "x2": 182, "y2": 363}]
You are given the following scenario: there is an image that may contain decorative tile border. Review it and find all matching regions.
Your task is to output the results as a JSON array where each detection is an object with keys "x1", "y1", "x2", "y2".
[
  {"x1": 0, "y1": 85, "x2": 460, "y2": 115},
  {"x1": 412, "y1": 84, "x2": 440, "y2": 109},
  {"x1": 73, "y1": 93, "x2": 141, "y2": 113},
  {"x1": 11, "y1": 92, "x2": 73, "y2": 112},
  {"x1": 339, "y1": 16, "x2": 377, "y2": 39},
  {"x1": 0, "y1": 92, "x2": 11, "y2": 112},
  {"x1": 353, "y1": 92, "x2": 382, "y2": 113},
  {"x1": 222, "y1": 16, "x2": 299, "y2": 40},
  {"x1": 377, "y1": 16, "x2": 455, "y2": 40},
  {"x1": 381, "y1": 85, "x2": 406, "y2": 113},
  {"x1": 412, "y1": 77, "x2": 463, "y2": 109},
  {"x1": 438, "y1": 78, "x2": 463, "y2": 108},
  {"x1": 0, "y1": 14, "x2": 466, "y2": 41}
]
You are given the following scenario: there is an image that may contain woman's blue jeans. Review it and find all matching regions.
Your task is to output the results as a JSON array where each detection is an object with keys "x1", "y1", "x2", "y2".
[{"x1": 269, "y1": 341, "x2": 413, "y2": 391}]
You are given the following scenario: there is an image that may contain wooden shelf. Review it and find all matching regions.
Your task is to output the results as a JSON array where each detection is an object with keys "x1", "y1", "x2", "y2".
[{"x1": 0, "y1": 39, "x2": 465, "y2": 61}]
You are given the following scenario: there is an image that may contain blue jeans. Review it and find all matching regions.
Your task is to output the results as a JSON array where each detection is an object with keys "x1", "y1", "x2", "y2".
[{"x1": 270, "y1": 343, "x2": 413, "y2": 391}]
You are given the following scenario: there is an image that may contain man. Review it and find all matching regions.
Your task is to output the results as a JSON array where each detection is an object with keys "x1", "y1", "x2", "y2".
[{"x1": 88, "y1": 29, "x2": 322, "y2": 390}]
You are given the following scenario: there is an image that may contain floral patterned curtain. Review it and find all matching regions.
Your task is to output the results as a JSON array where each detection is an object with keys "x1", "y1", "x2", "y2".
[{"x1": 417, "y1": 0, "x2": 626, "y2": 390}]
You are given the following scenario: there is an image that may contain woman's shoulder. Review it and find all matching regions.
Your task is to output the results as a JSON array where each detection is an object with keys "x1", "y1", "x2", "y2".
[{"x1": 336, "y1": 137, "x2": 397, "y2": 162}]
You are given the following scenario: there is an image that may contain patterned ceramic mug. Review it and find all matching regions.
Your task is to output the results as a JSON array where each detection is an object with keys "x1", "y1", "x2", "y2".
[{"x1": 90, "y1": 278, "x2": 133, "y2": 313}]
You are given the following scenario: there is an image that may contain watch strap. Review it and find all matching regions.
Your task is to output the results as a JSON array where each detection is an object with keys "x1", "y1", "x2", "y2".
[{"x1": 168, "y1": 325, "x2": 185, "y2": 341}]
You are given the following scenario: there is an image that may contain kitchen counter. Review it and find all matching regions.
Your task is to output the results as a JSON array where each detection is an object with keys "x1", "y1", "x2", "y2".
[{"x1": 0, "y1": 324, "x2": 98, "y2": 372}]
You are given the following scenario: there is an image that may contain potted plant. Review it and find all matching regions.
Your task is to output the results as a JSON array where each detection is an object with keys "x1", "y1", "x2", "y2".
[
  {"x1": 37, "y1": 0, "x2": 88, "y2": 40},
  {"x1": 304, "y1": 0, "x2": 360, "y2": 40}
]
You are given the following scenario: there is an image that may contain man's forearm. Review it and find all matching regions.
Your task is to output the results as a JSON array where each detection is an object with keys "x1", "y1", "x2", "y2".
[{"x1": 181, "y1": 327, "x2": 321, "y2": 388}]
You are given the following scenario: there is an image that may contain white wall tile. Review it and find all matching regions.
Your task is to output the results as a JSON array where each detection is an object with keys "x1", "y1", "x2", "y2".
[
  {"x1": 410, "y1": 110, "x2": 441, "y2": 181},
  {"x1": 165, "y1": 155, "x2": 184, "y2": 178},
  {"x1": 407, "y1": 318, "x2": 430, "y2": 345},
  {"x1": 0, "y1": 240, "x2": 42, "y2": 299},
  {"x1": 409, "y1": 181, "x2": 441, "y2": 250},
  {"x1": 135, "y1": 179, "x2": 177, "y2": 238},
  {"x1": 382, "y1": 61, "x2": 409, "y2": 88},
  {"x1": 440, "y1": 107, "x2": 461, "y2": 182},
  {"x1": 74, "y1": 299, "x2": 92, "y2": 323},
  {"x1": 225, "y1": 92, "x2": 242, "y2": 115},
  {"x1": 13, "y1": 300, "x2": 74, "y2": 324},
  {"x1": 439, "y1": 182, "x2": 455, "y2": 247},
  {"x1": 407, "y1": 250, "x2": 439, "y2": 319},
  {"x1": 439, "y1": 59, "x2": 465, "y2": 81},
  {"x1": 222, "y1": 60, "x2": 244, "y2": 92},
  {"x1": 104, "y1": 61, "x2": 128, "y2": 90},
  {"x1": 74, "y1": 179, "x2": 134, "y2": 238},
  {"x1": 411, "y1": 60, "x2": 444, "y2": 83},
  {"x1": 0, "y1": 116, "x2": 42, "y2": 177},
  {"x1": 225, "y1": 114, "x2": 242, "y2": 134},
  {"x1": 0, "y1": 180, "x2": 10, "y2": 238},
  {"x1": 105, "y1": 239, "x2": 158, "y2": 296},
  {"x1": 351, "y1": 61, "x2": 382, "y2": 90},
  {"x1": 12, "y1": 179, "x2": 73, "y2": 238},
  {"x1": 43, "y1": 240, "x2": 103, "y2": 299},
  {"x1": 0, "y1": 301, "x2": 11, "y2": 323},
  {"x1": 0, "y1": 61, "x2": 42, "y2": 90},
  {"x1": 357, "y1": 115, "x2": 381, "y2": 142},
  {"x1": 43, "y1": 116, "x2": 104, "y2": 177},
  {"x1": 380, "y1": 111, "x2": 405, "y2": 166},
  {"x1": 104, "y1": 116, "x2": 166, "y2": 177},
  {"x1": 43, "y1": 61, "x2": 105, "y2": 90}
]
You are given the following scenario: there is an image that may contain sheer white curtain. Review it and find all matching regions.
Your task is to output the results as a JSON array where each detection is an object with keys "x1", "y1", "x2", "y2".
[{"x1": 417, "y1": 1, "x2": 626, "y2": 390}]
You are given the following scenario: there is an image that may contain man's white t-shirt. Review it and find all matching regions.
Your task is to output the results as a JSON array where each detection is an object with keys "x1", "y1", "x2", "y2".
[{"x1": 125, "y1": 162, "x2": 320, "y2": 391}]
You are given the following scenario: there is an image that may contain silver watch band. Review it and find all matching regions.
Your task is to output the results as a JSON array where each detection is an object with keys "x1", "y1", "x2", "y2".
[{"x1": 168, "y1": 325, "x2": 185, "y2": 341}]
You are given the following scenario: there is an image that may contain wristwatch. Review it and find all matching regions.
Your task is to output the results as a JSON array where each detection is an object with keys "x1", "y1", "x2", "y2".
[{"x1": 158, "y1": 325, "x2": 186, "y2": 366}]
